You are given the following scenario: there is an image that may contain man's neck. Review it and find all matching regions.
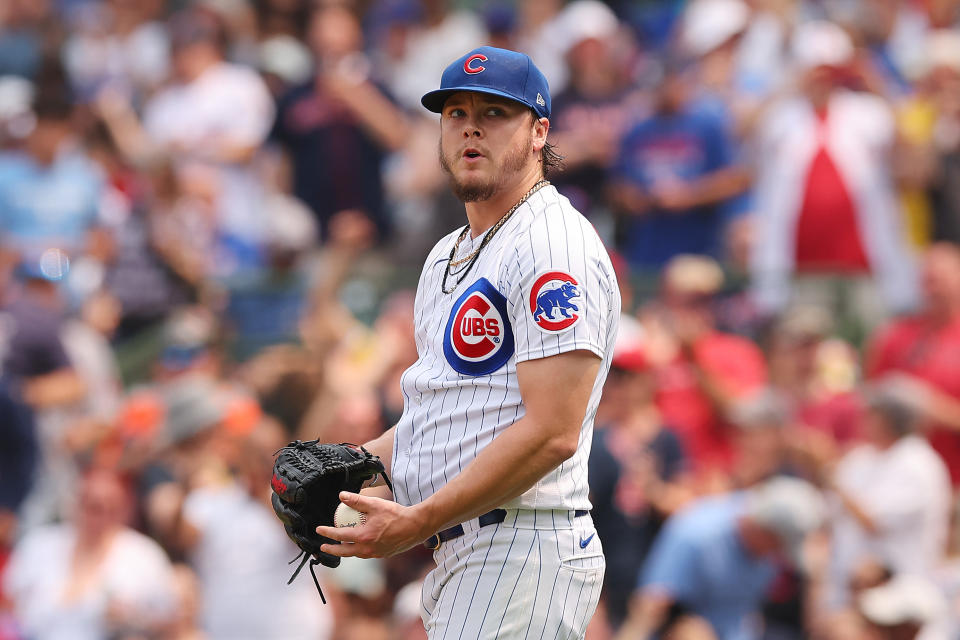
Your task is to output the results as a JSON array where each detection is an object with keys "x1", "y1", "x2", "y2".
[{"x1": 463, "y1": 166, "x2": 544, "y2": 238}]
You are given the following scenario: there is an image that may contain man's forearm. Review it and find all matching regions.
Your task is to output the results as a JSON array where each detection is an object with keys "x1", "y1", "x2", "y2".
[{"x1": 413, "y1": 414, "x2": 576, "y2": 534}]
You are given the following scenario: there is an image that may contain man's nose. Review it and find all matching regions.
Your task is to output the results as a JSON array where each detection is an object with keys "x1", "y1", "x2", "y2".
[{"x1": 461, "y1": 117, "x2": 481, "y2": 138}]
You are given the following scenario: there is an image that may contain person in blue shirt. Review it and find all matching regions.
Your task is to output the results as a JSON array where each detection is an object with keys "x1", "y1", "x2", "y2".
[
  {"x1": 608, "y1": 65, "x2": 749, "y2": 272},
  {"x1": 614, "y1": 477, "x2": 825, "y2": 640},
  {"x1": 0, "y1": 85, "x2": 104, "y2": 266}
]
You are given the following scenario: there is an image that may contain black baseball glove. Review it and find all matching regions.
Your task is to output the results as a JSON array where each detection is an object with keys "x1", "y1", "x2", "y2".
[{"x1": 270, "y1": 439, "x2": 392, "y2": 603}]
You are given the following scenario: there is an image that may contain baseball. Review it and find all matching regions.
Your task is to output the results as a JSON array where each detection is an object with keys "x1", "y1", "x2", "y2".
[{"x1": 334, "y1": 503, "x2": 367, "y2": 528}]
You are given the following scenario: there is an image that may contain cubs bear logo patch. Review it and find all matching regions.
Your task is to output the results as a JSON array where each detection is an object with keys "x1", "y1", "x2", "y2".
[
  {"x1": 529, "y1": 271, "x2": 582, "y2": 333},
  {"x1": 443, "y1": 278, "x2": 514, "y2": 375}
]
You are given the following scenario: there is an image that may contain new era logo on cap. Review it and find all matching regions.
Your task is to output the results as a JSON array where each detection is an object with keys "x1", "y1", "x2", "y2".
[{"x1": 421, "y1": 46, "x2": 551, "y2": 119}]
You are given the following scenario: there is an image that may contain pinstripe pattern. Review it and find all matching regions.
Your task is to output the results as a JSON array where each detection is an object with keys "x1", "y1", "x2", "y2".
[
  {"x1": 422, "y1": 510, "x2": 605, "y2": 639},
  {"x1": 392, "y1": 186, "x2": 619, "y2": 512},
  {"x1": 396, "y1": 186, "x2": 618, "y2": 638}
]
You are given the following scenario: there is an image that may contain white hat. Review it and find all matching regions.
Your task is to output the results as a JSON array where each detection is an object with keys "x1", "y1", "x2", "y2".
[
  {"x1": 791, "y1": 20, "x2": 854, "y2": 70},
  {"x1": 558, "y1": 0, "x2": 620, "y2": 53},
  {"x1": 0, "y1": 76, "x2": 33, "y2": 120},
  {"x1": 859, "y1": 575, "x2": 948, "y2": 627},
  {"x1": 259, "y1": 35, "x2": 314, "y2": 85},
  {"x1": 745, "y1": 477, "x2": 826, "y2": 565},
  {"x1": 664, "y1": 254, "x2": 725, "y2": 296},
  {"x1": 681, "y1": 0, "x2": 750, "y2": 57},
  {"x1": 263, "y1": 193, "x2": 319, "y2": 252}
]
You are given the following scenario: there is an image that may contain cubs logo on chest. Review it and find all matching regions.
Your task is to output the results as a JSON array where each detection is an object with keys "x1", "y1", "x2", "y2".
[{"x1": 443, "y1": 278, "x2": 514, "y2": 376}]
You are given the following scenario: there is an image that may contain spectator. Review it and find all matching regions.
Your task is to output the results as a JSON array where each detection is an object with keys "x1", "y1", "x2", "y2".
[
  {"x1": 616, "y1": 477, "x2": 826, "y2": 640},
  {"x1": 728, "y1": 389, "x2": 792, "y2": 488},
  {"x1": 642, "y1": 255, "x2": 767, "y2": 477},
  {"x1": 1, "y1": 262, "x2": 86, "y2": 529},
  {"x1": 222, "y1": 181, "x2": 317, "y2": 361},
  {"x1": 608, "y1": 60, "x2": 747, "y2": 272},
  {"x1": 590, "y1": 339, "x2": 689, "y2": 630},
  {"x1": 379, "y1": 0, "x2": 486, "y2": 112},
  {"x1": 0, "y1": 0, "x2": 53, "y2": 80},
  {"x1": 140, "y1": 7, "x2": 275, "y2": 275},
  {"x1": 514, "y1": 0, "x2": 568, "y2": 95},
  {"x1": 679, "y1": 0, "x2": 758, "y2": 223},
  {"x1": 61, "y1": 0, "x2": 170, "y2": 102},
  {"x1": 924, "y1": 31, "x2": 960, "y2": 245},
  {"x1": 866, "y1": 243, "x2": 960, "y2": 485},
  {"x1": 141, "y1": 381, "x2": 332, "y2": 640},
  {"x1": 549, "y1": 1, "x2": 644, "y2": 221},
  {"x1": 0, "y1": 82, "x2": 105, "y2": 267},
  {"x1": 3, "y1": 468, "x2": 177, "y2": 640},
  {"x1": 767, "y1": 307, "x2": 864, "y2": 451},
  {"x1": 0, "y1": 381, "x2": 37, "y2": 570},
  {"x1": 750, "y1": 20, "x2": 918, "y2": 336},
  {"x1": 272, "y1": 3, "x2": 408, "y2": 242},
  {"x1": 888, "y1": 32, "x2": 948, "y2": 251},
  {"x1": 819, "y1": 383, "x2": 951, "y2": 609},
  {"x1": 680, "y1": 0, "x2": 755, "y2": 129}
]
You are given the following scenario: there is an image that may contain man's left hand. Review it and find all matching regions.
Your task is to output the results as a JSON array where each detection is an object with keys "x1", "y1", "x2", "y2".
[{"x1": 316, "y1": 492, "x2": 432, "y2": 559}]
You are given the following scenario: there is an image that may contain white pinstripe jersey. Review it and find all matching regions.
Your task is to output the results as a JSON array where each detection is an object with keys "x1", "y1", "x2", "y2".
[{"x1": 391, "y1": 185, "x2": 620, "y2": 512}]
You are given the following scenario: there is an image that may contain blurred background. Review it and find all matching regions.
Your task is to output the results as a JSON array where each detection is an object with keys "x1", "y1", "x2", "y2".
[{"x1": 0, "y1": 0, "x2": 959, "y2": 638}]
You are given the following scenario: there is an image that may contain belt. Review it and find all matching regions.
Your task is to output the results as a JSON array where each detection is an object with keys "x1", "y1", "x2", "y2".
[{"x1": 424, "y1": 508, "x2": 589, "y2": 550}]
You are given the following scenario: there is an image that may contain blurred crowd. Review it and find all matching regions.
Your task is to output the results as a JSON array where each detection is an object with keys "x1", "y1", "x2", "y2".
[{"x1": 0, "y1": 0, "x2": 960, "y2": 638}]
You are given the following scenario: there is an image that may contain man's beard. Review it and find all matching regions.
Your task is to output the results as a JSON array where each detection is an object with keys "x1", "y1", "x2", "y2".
[{"x1": 439, "y1": 137, "x2": 532, "y2": 203}]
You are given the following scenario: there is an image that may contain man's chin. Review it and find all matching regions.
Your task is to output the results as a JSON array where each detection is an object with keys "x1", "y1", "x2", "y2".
[{"x1": 449, "y1": 176, "x2": 496, "y2": 203}]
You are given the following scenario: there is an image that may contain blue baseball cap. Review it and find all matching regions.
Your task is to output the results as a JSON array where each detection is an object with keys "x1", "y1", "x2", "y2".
[{"x1": 421, "y1": 46, "x2": 551, "y2": 119}]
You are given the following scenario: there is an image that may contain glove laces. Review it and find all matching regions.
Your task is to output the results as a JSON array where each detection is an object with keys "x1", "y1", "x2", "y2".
[{"x1": 287, "y1": 550, "x2": 326, "y2": 604}]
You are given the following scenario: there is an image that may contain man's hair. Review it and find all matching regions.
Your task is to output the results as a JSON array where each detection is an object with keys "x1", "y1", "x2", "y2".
[
  {"x1": 541, "y1": 139, "x2": 564, "y2": 176},
  {"x1": 529, "y1": 109, "x2": 564, "y2": 176}
]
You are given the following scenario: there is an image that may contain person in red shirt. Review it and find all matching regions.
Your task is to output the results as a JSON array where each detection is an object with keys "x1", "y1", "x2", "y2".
[
  {"x1": 866, "y1": 243, "x2": 960, "y2": 485},
  {"x1": 642, "y1": 255, "x2": 767, "y2": 481},
  {"x1": 768, "y1": 306, "x2": 864, "y2": 454}
]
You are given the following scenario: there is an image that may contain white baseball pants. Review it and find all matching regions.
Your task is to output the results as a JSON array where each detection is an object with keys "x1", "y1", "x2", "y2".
[{"x1": 420, "y1": 509, "x2": 604, "y2": 639}]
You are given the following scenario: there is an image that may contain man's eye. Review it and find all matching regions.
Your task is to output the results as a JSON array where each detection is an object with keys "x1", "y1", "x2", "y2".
[
  {"x1": 486, "y1": 108, "x2": 503, "y2": 116},
  {"x1": 447, "y1": 108, "x2": 465, "y2": 117}
]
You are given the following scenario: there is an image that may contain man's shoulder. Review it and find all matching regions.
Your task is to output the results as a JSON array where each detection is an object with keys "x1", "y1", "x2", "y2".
[
  {"x1": 669, "y1": 493, "x2": 742, "y2": 543},
  {"x1": 517, "y1": 186, "x2": 607, "y2": 255}
]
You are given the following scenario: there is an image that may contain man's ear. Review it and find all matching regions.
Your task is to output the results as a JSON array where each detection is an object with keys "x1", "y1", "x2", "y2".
[{"x1": 532, "y1": 116, "x2": 550, "y2": 153}]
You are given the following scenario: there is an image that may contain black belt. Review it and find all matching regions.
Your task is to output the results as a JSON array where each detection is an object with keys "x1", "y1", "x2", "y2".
[{"x1": 424, "y1": 508, "x2": 589, "y2": 550}]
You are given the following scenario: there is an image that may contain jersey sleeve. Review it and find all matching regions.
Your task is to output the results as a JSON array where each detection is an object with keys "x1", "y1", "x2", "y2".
[{"x1": 501, "y1": 212, "x2": 615, "y2": 364}]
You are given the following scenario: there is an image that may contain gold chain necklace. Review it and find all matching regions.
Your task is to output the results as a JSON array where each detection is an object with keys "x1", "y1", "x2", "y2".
[{"x1": 441, "y1": 179, "x2": 550, "y2": 294}]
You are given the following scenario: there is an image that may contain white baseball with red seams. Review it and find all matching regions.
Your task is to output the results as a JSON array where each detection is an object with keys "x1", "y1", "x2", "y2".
[{"x1": 333, "y1": 503, "x2": 366, "y2": 528}]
